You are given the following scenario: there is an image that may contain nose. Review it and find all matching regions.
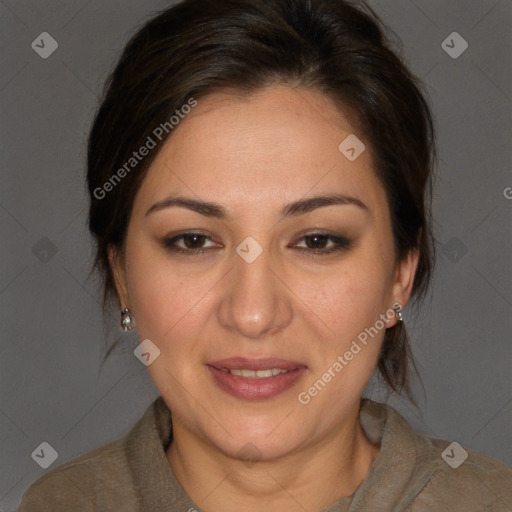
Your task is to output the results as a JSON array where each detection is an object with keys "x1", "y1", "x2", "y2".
[{"x1": 217, "y1": 243, "x2": 293, "y2": 339}]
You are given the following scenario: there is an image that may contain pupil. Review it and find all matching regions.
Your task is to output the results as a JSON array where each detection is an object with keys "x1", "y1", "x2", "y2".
[
  {"x1": 184, "y1": 234, "x2": 204, "y2": 248},
  {"x1": 307, "y1": 234, "x2": 327, "y2": 249}
]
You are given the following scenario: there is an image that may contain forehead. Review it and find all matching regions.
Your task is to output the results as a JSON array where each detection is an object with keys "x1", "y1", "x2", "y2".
[{"x1": 133, "y1": 85, "x2": 387, "y2": 218}]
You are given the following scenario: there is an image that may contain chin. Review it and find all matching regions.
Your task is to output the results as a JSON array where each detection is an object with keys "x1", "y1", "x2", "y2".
[{"x1": 203, "y1": 410, "x2": 309, "y2": 461}]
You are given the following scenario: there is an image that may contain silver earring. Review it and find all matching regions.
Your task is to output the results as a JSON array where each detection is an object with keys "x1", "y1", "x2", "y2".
[
  {"x1": 121, "y1": 308, "x2": 135, "y2": 331},
  {"x1": 393, "y1": 303, "x2": 403, "y2": 323}
]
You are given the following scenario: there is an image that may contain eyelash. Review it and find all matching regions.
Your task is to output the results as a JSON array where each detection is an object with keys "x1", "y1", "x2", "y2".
[{"x1": 163, "y1": 231, "x2": 352, "y2": 256}]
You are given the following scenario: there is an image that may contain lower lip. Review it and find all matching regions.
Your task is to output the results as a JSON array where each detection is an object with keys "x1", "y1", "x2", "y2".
[{"x1": 207, "y1": 366, "x2": 307, "y2": 400}]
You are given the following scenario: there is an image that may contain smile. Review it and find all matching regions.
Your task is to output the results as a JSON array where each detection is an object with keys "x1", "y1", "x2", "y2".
[
  {"x1": 220, "y1": 368, "x2": 289, "y2": 378},
  {"x1": 207, "y1": 358, "x2": 307, "y2": 400}
]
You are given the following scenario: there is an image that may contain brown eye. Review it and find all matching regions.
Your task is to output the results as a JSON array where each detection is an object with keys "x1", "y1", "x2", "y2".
[
  {"x1": 163, "y1": 232, "x2": 219, "y2": 254},
  {"x1": 304, "y1": 234, "x2": 329, "y2": 249},
  {"x1": 294, "y1": 233, "x2": 351, "y2": 254},
  {"x1": 181, "y1": 233, "x2": 208, "y2": 249}
]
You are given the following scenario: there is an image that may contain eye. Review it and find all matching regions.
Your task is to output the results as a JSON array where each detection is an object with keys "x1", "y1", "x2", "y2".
[
  {"x1": 163, "y1": 231, "x2": 352, "y2": 256},
  {"x1": 292, "y1": 232, "x2": 351, "y2": 254},
  {"x1": 163, "y1": 232, "x2": 220, "y2": 254}
]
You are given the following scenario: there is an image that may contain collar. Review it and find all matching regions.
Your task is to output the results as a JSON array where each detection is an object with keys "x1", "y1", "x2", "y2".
[{"x1": 124, "y1": 396, "x2": 438, "y2": 512}]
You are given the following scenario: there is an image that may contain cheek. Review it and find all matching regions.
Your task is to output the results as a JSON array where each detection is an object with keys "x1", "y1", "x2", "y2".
[
  {"x1": 124, "y1": 242, "x2": 206, "y2": 346},
  {"x1": 302, "y1": 257, "x2": 392, "y2": 338},
  {"x1": 295, "y1": 252, "x2": 393, "y2": 400},
  {"x1": 295, "y1": 270, "x2": 390, "y2": 411}
]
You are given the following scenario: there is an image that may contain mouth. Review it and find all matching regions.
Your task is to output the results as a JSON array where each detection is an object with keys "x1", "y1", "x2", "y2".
[
  {"x1": 206, "y1": 357, "x2": 307, "y2": 400},
  {"x1": 219, "y1": 367, "x2": 291, "y2": 379}
]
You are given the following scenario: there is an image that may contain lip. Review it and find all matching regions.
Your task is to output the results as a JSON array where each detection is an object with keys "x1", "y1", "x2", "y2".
[
  {"x1": 206, "y1": 357, "x2": 308, "y2": 400},
  {"x1": 208, "y1": 357, "x2": 306, "y2": 371}
]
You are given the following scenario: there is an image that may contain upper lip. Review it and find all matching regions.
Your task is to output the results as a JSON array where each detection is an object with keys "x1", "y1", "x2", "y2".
[{"x1": 207, "y1": 357, "x2": 307, "y2": 371}]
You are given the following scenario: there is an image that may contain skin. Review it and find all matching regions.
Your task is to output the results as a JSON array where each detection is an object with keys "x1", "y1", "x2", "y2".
[{"x1": 110, "y1": 84, "x2": 419, "y2": 512}]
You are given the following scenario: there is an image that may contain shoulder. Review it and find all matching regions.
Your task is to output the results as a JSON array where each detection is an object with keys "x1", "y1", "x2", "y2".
[
  {"x1": 18, "y1": 397, "x2": 166, "y2": 512},
  {"x1": 18, "y1": 438, "x2": 139, "y2": 512},
  {"x1": 362, "y1": 400, "x2": 512, "y2": 511},
  {"x1": 414, "y1": 437, "x2": 512, "y2": 511}
]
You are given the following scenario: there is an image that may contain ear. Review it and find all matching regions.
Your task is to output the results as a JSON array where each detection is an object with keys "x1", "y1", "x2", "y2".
[
  {"x1": 108, "y1": 244, "x2": 130, "y2": 309},
  {"x1": 387, "y1": 246, "x2": 420, "y2": 328}
]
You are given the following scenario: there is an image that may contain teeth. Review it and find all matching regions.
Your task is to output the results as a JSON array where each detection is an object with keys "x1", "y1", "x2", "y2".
[{"x1": 225, "y1": 368, "x2": 289, "y2": 378}]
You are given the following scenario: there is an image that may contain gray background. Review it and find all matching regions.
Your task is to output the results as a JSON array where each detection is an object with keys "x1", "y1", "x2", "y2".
[{"x1": 1, "y1": 0, "x2": 511, "y2": 510}]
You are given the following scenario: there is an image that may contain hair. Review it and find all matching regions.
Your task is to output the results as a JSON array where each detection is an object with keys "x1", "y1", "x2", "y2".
[{"x1": 87, "y1": 0, "x2": 436, "y2": 398}]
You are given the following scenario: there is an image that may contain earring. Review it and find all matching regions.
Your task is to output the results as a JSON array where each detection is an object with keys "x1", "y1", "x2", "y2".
[
  {"x1": 393, "y1": 303, "x2": 403, "y2": 323},
  {"x1": 121, "y1": 308, "x2": 135, "y2": 331}
]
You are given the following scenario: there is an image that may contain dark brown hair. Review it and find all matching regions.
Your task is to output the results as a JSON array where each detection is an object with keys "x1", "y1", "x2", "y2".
[{"x1": 87, "y1": 0, "x2": 436, "y2": 397}]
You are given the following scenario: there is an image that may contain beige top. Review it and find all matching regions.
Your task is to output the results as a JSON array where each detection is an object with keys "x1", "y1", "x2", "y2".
[{"x1": 18, "y1": 396, "x2": 512, "y2": 511}]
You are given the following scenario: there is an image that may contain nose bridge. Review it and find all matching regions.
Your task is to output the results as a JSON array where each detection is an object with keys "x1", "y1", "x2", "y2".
[{"x1": 217, "y1": 238, "x2": 293, "y2": 338}]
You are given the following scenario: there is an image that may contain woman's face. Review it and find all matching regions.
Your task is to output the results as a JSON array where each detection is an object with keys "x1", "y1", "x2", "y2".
[{"x1": 111, "y1": 85, "x2": 417, "y2": 460}]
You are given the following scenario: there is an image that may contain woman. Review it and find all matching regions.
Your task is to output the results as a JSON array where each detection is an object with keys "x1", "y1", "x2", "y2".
[{"x1": 19, "y1": 0, "x2": 512, "y2": 510}]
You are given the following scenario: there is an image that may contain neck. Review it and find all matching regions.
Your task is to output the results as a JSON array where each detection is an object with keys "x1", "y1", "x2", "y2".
[{"x1": 166, "y1": 407, "x2": 380, "y2": 512}]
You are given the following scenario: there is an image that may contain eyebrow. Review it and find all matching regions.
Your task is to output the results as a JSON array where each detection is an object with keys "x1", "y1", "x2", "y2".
[{"x1": 145, "y1": 193, "x2": 369, "y2": 219}]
